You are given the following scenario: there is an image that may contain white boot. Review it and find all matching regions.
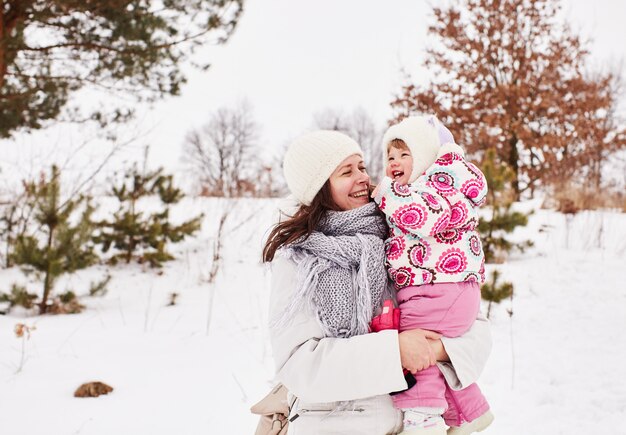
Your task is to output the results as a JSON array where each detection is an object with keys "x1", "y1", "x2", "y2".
[
  {"x1": 446, "y1": 410, "x2": 494, "y2": 435},
  {"x1": 400, "y1": 408, "x2": 447, "y2": 435}
]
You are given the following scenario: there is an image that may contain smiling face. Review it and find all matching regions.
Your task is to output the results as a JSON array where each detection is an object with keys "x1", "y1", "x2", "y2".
[
  {"x1": 385, "y1": 140, "x2": 413, "y2": 185},
  {"x1": 328, "y1": 154, "x2": 370, "y2": 211}
]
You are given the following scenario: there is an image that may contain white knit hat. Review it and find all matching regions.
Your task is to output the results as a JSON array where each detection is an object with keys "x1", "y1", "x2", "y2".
[
  {"x1": 382, "y1": 115, "x2": 455, "y2": 183},
  {"x1": 283, "y1": 130, "x2": 363, "y2": 205}
]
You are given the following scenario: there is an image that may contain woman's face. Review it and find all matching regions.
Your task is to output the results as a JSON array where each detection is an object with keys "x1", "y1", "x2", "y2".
[{"x1": 328, "y1": 154, "x2": 370, "y2": 211}]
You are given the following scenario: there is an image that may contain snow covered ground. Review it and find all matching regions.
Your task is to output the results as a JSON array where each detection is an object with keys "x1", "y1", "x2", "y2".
[{"x1": 0, "y1": 198, "x2": 624, "y2": 435}]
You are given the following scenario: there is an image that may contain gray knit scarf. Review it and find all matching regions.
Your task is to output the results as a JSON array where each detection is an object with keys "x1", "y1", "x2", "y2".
[{"x1": 277, "y1": 202, "x2": 388, "y2": 338}]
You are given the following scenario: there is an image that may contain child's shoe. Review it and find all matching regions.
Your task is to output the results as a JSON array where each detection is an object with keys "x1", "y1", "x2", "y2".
[
  {"x1": 400, "y1": 408, "x2": 447, "y2": 435},
  {"x1": 446, "y1": 410, "x2": 494, "y2": 435}
]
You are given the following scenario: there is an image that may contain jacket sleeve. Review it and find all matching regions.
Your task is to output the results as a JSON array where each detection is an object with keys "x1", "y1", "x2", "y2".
[
  {"x1": 437, "y1": 312, "x2": 492, "y2": 390},
  {"x1": 269, "y1": 257, "x2": 407, "y2": 403},
  {"x1": 420, "y1": 144, "x2": 488, "y2": 212},
  {"x1": 374, "y1": 175, "x2": 452, "y2": 238}
]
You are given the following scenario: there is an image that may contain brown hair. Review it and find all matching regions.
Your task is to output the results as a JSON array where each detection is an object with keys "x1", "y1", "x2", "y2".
[
  {"x1": 262, "y1": 181, "x2": 341, "y2": 262},
  {"x1": 386, "y1": 138, "x2": 409, "y2": 154}
]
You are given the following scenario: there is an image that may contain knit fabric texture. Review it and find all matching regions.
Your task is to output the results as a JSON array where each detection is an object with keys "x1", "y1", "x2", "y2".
[
  {"x1": 277, "y1": 202, "x2": 389, "y2": 338},
  {"x1": 283, "y1": 130, "x2": 363, "y2": 206}
]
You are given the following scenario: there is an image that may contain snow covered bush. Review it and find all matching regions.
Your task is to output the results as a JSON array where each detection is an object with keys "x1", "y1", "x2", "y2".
[{"x1": 94, "y1": 165, "x2": 203, "y2": 267}]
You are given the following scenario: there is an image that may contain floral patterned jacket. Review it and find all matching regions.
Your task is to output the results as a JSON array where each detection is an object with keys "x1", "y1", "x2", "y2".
[{"x1": 374, "y1": 143, "x2": 488, "y2": 290}]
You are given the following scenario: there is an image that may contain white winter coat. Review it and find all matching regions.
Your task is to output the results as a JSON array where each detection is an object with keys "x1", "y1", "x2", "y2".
[{"x1": 269, "y1": 256, "x2": 492, "y2": 434}]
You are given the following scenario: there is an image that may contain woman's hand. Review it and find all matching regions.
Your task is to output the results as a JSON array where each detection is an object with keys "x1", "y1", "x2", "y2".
[
  {"x1": 370, "y1": 183, "x2": 381, "y2": 199},
  {"x1": 398, "y1": 328, "x2": 442, "y2": 373},
  {"x1": 428, "y1": 338, "x2": 450, "y2": 362}
]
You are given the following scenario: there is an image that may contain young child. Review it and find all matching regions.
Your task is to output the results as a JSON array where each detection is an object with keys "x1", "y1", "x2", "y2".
[{"x1": 372, "y1": 116, "x2": 493, "y2": 435}]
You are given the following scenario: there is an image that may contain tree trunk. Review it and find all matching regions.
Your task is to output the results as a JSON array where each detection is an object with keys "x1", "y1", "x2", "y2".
[
  {"x1": 0, "y1": 7, "x2": 6, "y2": 91},
  {"x1": 0, "y1": 2, "x2": 25, "y2": 91},
  {"x1": 508, "y1": 133, "x2": 520, "y2": 200},
  {"x1": 39, "y1": 226, "x2": 55, "y2": 314},
  {"x1": 127, "y1": 198, "x2": 136, "y2": 263},
  {"x1": 126, "y1": 237, "x2": 135, "y2": 263}
]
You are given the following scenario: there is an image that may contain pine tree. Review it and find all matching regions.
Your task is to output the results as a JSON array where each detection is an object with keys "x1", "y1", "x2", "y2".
[
  {"x1": 11, "y1": 166, "x2": 97, "y2": 314},
  {"x1": 0, "y1": 198, "x2": 22, "y2": 268},
  {"x1": 478, "y1": 149, "x2": 532, "y2": 263},
  {"x1": 0, "y1": 284, "x2": 38, "y2": 311},
  {"x1": 96, "y1": 166, "x2": 202, "y2": 267},
  {"x1": 481, "y1": 269, "x2": 514, "y2": 319},
  {"x1": 0, "y1": 0, "x2": 244, "y2": 138}
]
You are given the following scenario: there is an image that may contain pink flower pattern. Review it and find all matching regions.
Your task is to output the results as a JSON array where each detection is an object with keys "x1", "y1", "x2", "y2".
[
  {"x1": 461, "y1": 217, "x2": 479, "y2": 232},
  {"x1": 393, "y1": 267, "x2": 415, "y2": 289},
  {"x1": 417, "y1": 267, "x2": 436, "y2": 284},
  {"x1": 461, "y1": 179, "x2": 484, "y2": 202},
  {"x1": 449, "y1": 202, "x2": 469, "y2": 227},
  {"x1": 463, "y1": 272, "x2": 480, "y2": 283},
  {"x1": 479, "y1": 258, "x2": 486, "y2": 281},
  {"x1": 386, "y1": 236, "x2": 406, "y2": 261},
  {"x1": 428, "y1": 171, "x2": 456, "y2": 196},
  {"x1": 378, "y1": 147, "x2": 487, "y2": 285},
  {"x1": 430, "y1": 211, "x2": 451, "y2": 236},
  {"x1": 421, "y1": 191, "x2": 443, "y2": 214},
  {"x1": 408, "y1": 240, "x2": 432, "y2": 267},
  {"x1": 435, "y1": 248, "x2": 468, "y2": 274},
  {"x1": 469, "y1": 235, "x2": 482, "y2": 256},
  {"x1": 392, "y1": 204, "x2": 428, "y2": 230},
  {"x1": 436, "y1": 152, "x2": 462, "y2": 166},
  {"x1": 391, "y1": 182, "x2": 411, "y2": 197},
  {"x1": 435, "y1": 229, "x2": 463, "y2": 244}
]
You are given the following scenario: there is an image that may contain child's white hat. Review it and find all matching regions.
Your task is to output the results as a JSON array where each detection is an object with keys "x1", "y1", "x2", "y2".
[
  {"x1": 382, "y1": 115, "x2": 456, "y2": 183},
  {"x1": 283, "y1": 130, "x2": 363, "y2": 206}
]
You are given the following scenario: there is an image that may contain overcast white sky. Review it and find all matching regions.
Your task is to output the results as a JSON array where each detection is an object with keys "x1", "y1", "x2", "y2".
[{"x1": 1, "y1": 0, "x2": 625, "y2": 184}]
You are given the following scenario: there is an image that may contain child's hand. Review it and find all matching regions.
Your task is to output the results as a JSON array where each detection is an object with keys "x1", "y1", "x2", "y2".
[{"x1": 371, "y1": 183, "x2": 381, "y2": 199}]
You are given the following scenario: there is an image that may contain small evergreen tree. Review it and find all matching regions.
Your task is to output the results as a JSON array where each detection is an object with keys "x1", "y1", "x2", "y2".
[
  {"x1": 0, "y1": 284, "x2": 38, "y2": 310},
  {"x1": 0, "y1": 191, "x2": 32, "y2": 268},
  {"x1": 11, "y1": 166, "x2": 98, "y2": 314},
  {"x1": 0, "y1": 200, "x2": 21, "y2": 268},
  {"x1": 96, "y1": 166, "x2": 202, "y2": 267},
  {"x1": 478, "y1": 149, "x2": 533, "y2": 263},
  {"x1": 481, "y1": 269, "x2": 514, "y2": 319}
]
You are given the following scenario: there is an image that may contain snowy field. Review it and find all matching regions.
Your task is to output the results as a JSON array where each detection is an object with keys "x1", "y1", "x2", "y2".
[{"x1": 0, "y1": 198, "x2": 625, "y2": 435}]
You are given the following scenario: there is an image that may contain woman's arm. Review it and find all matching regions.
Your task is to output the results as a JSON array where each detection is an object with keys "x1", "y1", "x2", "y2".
[
  {"x1": 270, "y1": 257, "x2": 408, "y2": 403},
  {"x1": 436, "y1": 313, "x2": 492, "y2": 390},
  {"x1": 269, "y1": 258, "x2": 456, "y2": 402}
]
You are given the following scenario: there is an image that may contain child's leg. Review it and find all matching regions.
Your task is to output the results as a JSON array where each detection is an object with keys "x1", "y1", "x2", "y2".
[
  {"x1": 393, "y1": 365, "x2": 448, "y2": 410},
  {"x1": 395, "y1": 282, "x2": 483, "y2": 432},
  {"x1": 396, "y1": 282, "x2": 481, "y2": 338},
  {"x1": 443, "y1": 383, "x2": 490, "y2": 427}
]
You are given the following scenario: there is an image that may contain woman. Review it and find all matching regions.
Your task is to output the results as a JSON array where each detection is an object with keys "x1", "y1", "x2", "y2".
[{"x1": 262, "y1": 130, "x2": 491, "y2": 435}]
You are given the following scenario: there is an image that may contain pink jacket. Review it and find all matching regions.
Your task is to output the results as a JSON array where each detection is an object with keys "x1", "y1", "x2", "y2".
[{"x1": 374, "y1": 143, "x2": 488, "y2": 290}]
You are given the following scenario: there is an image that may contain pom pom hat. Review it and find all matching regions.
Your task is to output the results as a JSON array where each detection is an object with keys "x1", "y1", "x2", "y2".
[
  {"x1": 283, "y1": 130, "x2": 363, "y2": 205},
  {"x1": 382, "y1": 115, "x2": 456, "y2": 183}
]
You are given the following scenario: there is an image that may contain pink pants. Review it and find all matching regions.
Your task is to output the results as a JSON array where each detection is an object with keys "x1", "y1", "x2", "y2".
[{"x1": 393, "y1": 281, "x2": 490, "y2": 426}]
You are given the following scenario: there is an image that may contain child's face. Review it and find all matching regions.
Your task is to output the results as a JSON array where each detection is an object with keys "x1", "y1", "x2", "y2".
[{"x1": 386, "y1": 146, "x2": 413, "y2": 185}]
